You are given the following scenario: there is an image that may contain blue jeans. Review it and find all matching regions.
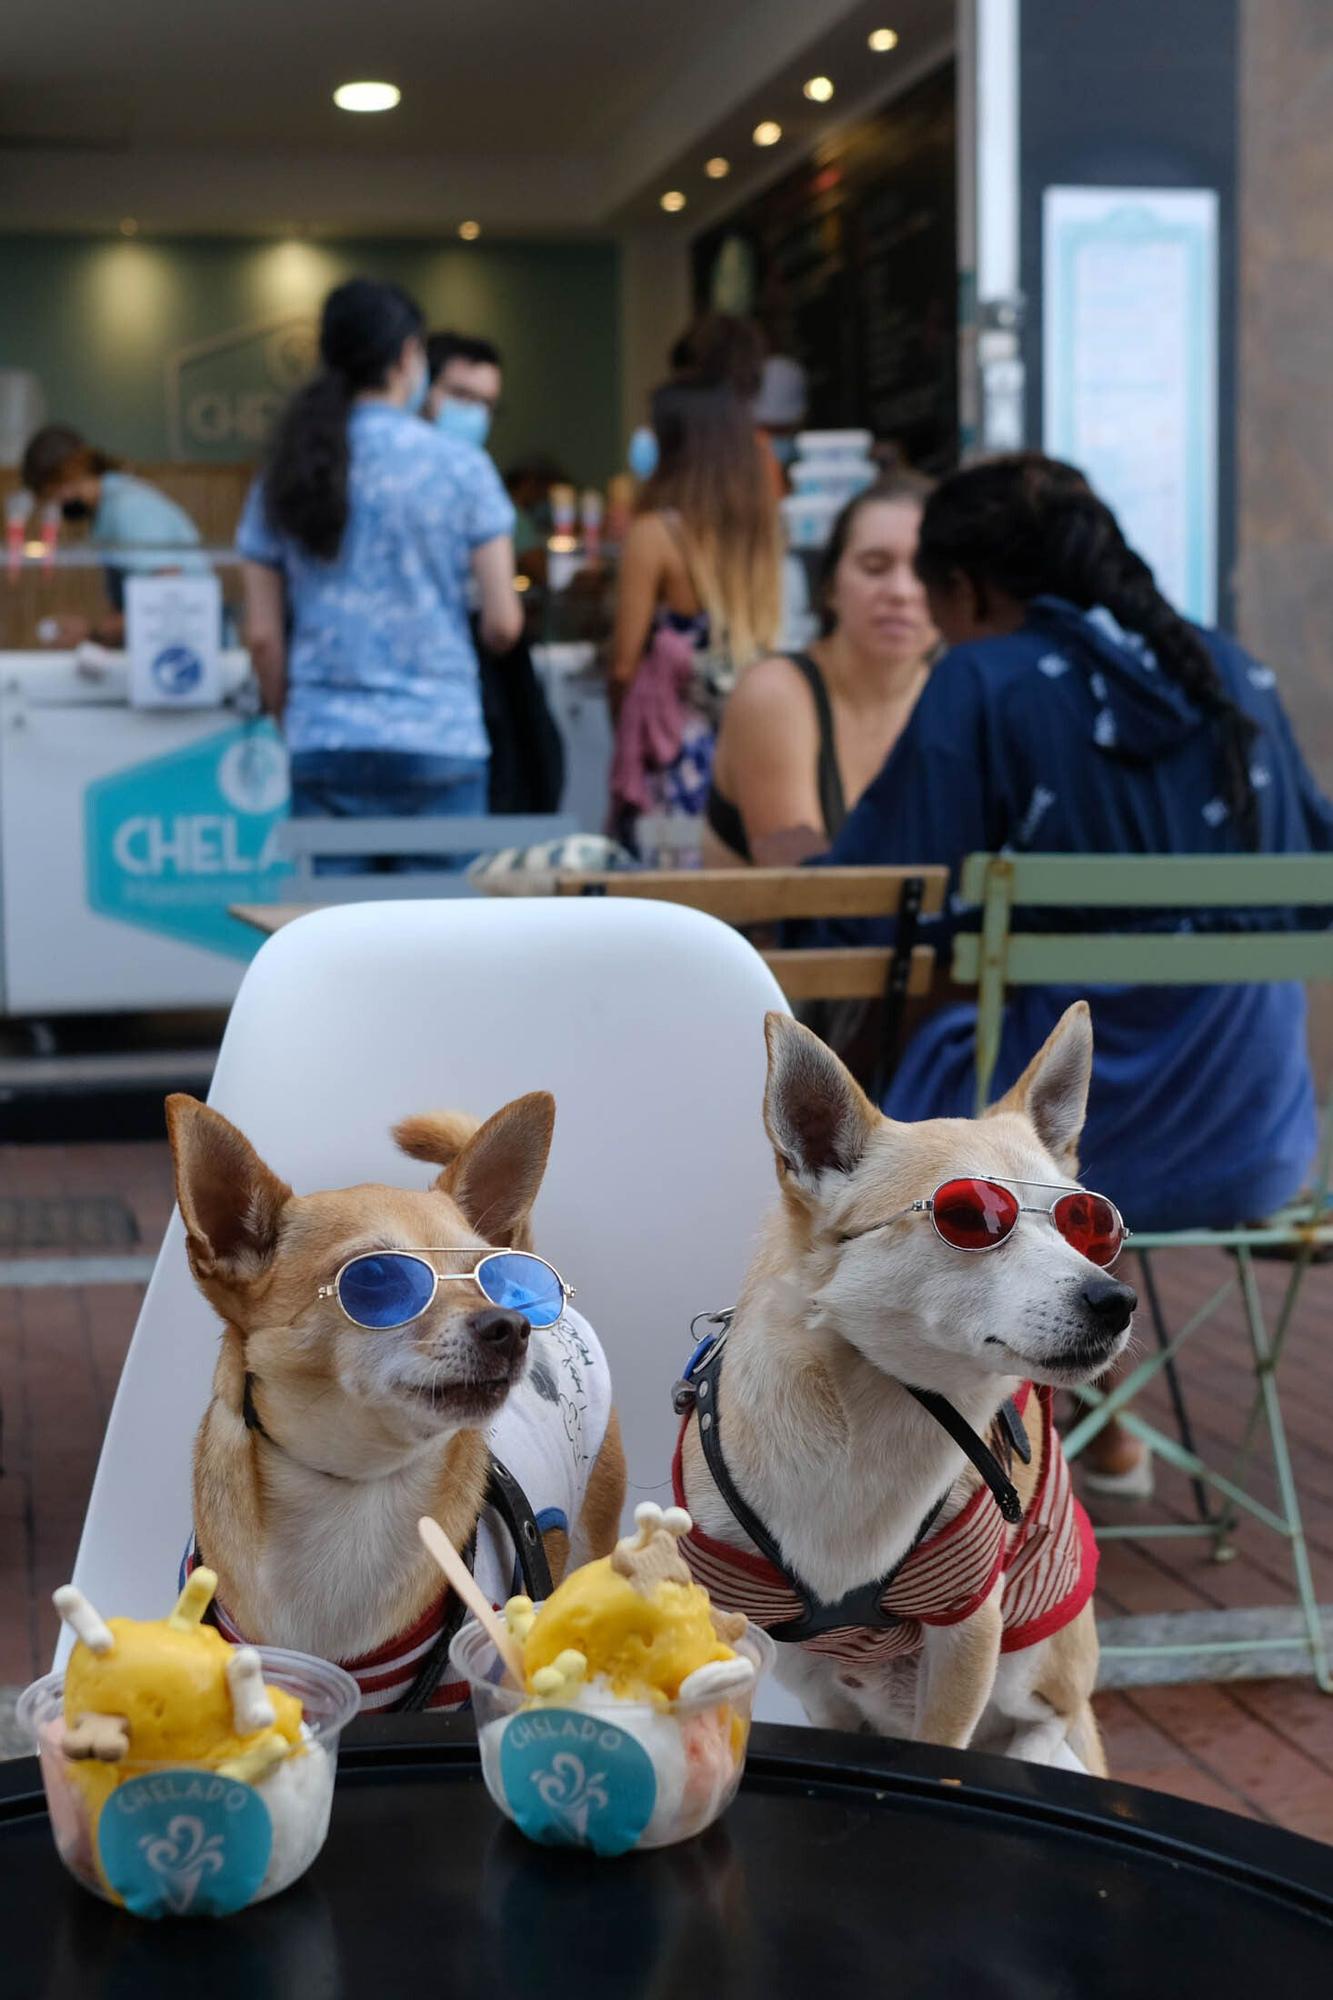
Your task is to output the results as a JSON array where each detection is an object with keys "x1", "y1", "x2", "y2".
[{"x1": 289, "y1": 750, "x2": 489, "y2": 875}]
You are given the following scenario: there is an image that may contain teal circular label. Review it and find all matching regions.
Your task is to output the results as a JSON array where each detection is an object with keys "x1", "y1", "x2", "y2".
[
  {"x1": 498, "y1": 1708, "x2": 657, "y2": 1857},
  {"x1": 96, "y1": 1769, "x2": 273, "y2": 1918}
]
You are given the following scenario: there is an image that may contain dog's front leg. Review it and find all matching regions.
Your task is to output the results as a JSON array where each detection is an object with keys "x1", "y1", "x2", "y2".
[{"x1": 914, "y1": 1581, "x2": 1004, "y2": 1751}]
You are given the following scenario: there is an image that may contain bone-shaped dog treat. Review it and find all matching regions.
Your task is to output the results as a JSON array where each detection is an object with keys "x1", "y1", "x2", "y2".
[
  {"x1": 51, "y1": 1586, "x2": 114, "y2": 1657},
  {"x1": 710, "y1": 1606, "x2": 748, "y2": 1646},
  {"x1": 610, "y1": 1501, "x2": 695, "y2": 1594},
  {"x1": 63, "y1": 1711, "x2": 130, "y2": 1762},
  {"x1": 227, "y1": 1647, "x2": 276, "y2": 1735},
  {"x1": 679, "y1": 1656, "x2": 755, "y2": 1702}
]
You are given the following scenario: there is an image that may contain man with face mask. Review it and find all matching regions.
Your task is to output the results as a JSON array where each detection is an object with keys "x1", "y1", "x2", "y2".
[
  {"x1": 421, "y1": 330, "x2": 564, "y2": 815},
  {"x1": 423, "y1": 332, "x2": 503, "y2": 448},
  {"x1": 21, "y1": 423, "x2": 205, "y2": 647}
]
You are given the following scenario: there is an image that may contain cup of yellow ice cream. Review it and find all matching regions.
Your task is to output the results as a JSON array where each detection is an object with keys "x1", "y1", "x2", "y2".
[
  {"x1": 18, "y1": 1575, "x2": 359, "y2": 1918},
  {"x1": 450, "y1": 1503, "x2": 774, "y2": 1856}
]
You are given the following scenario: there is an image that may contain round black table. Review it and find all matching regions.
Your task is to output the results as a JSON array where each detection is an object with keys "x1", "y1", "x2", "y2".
[{"x1": 3, "y1": 1717, "x2": 1330, "y2": 1998}]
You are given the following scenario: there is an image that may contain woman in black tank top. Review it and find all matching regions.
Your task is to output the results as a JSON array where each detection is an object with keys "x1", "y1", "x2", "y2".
[{"x1": 704, "y1": 474, "x2": 938, "y2": 867}]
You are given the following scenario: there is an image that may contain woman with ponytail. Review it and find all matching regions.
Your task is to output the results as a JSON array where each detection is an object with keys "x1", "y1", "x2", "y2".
[
  {"x1": 238, "y1": 278, "x2": 521, "y2": 863},
  {"x1": 818, "y1": 453, "x2": 1333, "y2": 1473}
]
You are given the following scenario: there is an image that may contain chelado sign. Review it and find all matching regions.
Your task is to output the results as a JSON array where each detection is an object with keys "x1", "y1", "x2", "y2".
[
  {"x1": 85, "y1": 722, "x2": 292, "y2": 959},
  {"x1": 166, "y1": 314, "x2": 318, "y2": 462}
]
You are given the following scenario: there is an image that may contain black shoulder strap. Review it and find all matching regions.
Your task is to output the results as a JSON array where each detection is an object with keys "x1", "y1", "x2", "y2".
[
  {"x1": 789, "y1": 652, "x2": 847, "y2": 836},
  {"x1": 903, "y1": 1386, "x2": 1025, "y2": 1525},
  {"x1": 486, "y1": 1454, "x2": 555, "y2": 1602},
  {"x1": 400, "y1": 1456, "x2": 551, "y2": 1711}
]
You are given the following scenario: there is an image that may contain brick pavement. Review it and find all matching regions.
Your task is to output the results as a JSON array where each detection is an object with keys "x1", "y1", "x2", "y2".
[{"x1": 2, "y1": 1137, "x2": 1332, "y2": 1843}]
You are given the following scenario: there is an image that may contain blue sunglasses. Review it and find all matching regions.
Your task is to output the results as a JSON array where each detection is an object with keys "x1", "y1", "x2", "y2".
[{"x1": 320, "y1": 1248, "x2": 571, "y2": 1332}]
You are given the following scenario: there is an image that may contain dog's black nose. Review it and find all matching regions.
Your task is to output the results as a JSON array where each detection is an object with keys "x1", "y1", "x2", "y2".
[
  {"x1": 1080, "y1": 1274, "x2": 1137, "y2": 1334},
  {"x1": 469, "y1": 1308, "x2": 530, "y2": 1359}
]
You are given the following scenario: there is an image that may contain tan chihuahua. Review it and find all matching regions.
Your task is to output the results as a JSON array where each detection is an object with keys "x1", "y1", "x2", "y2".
[
  {"x1": 168, "y1": 1089, "x2": 625, "y2": 1708},
  {"x1": 675, "y1": 1004, "x2": 1134, "y2": 1770}
]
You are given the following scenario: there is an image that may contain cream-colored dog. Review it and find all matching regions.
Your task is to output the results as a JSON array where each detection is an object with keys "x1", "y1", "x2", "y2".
[
  {"x1": 675, "y1": 1003, "x2": 1133, "y2": 1770},
  {"x1": 167, "y1": 1091, "x2": 624, "y2": 1705}
]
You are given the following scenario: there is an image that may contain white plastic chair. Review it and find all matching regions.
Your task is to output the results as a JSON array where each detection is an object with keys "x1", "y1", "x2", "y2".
[{"x1": 68, "y1": 896, "x2": 806, "y2": 1715}]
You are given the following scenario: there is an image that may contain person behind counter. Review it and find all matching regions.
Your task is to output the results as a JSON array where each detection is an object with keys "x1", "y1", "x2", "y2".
[
  {"x1": 609, "y1": 377, "x2": 781, "y2": 859},
  {"x1": 704, "y1": 472, "x2": 936, "y2": 867},
  {"x1": 421, "y1": 330, "x2": 564, "y2": 815},
  {"x1": 238, "y1": 276, "x2": 522, "y2": 870},
  {"x1": 423, "y1": 331, "x2": 503, "y2": 445},
  {"x1": 20, "y1": 424, "x2": 203, "y2": 647}
]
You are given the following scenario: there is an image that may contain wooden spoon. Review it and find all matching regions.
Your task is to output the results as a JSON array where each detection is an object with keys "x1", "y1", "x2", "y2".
[{"x1": 417, "y1": 1516, "x2": 525, "y2": 1687}]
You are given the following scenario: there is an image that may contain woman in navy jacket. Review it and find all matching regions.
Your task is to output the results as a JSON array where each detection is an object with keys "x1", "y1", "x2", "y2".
[{"x1": 820, "y1": 455, "x2": 1333, "y2": 1480}]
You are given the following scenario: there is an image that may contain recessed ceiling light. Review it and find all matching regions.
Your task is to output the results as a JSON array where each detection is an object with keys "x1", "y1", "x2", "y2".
[
  {"x1": 868, "y1": 27, "x2": 899, "y2": 52},
  {"x1": 704, "y1": 156, "x2": 731, "y2": 180},
  {"x1": 458, "y1": 219, "x2": 481, "y2": 240},
  {"x1": 660, "y1": 190, "x2": 687, "y2": 213},
  {"x1": 118, "y1": 217, "x2": 139, "y2": 237},
  {"x1": 803, "y1": 76, "x2": 835, "y2": 103},
  {"x1": 333, "y1": 80, "x2": 401, "y2": 113},
  {"x1": 752, "y1": 120, "x2": 782, "y2": 147}
]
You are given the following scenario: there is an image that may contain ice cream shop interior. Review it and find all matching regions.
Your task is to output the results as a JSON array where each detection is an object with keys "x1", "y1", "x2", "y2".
[{"x1": 5, "y1": 0, "x2": 1333, "y2": 1982}]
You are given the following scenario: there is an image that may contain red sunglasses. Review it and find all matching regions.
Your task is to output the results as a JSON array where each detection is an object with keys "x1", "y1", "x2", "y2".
[{"x1": 846, "y1": 1176, "x2": 1128, "y2": 1268}]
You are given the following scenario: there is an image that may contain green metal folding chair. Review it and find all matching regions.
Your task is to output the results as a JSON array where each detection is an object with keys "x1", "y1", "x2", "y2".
[{"x1": 953, "y1": 852, "x2": 1333, "y2": 1690}]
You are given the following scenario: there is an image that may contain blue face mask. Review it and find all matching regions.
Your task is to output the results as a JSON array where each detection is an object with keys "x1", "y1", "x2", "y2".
[
  {"x1": 435, "y1": 397, "x2": 492, "y2": 448},
  {"x1": 627, "y1": 425, "x2": 659, "y2": 482}
]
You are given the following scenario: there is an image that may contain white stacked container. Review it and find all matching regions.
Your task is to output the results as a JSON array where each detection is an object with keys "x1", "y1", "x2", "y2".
[{"x1": 780, "y1": 429, "x2": 876, "y2": 549}]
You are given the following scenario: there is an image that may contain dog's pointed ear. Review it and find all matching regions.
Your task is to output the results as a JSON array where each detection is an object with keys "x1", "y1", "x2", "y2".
[
  {"x1": 763, "y1": 1013, "x2": 878, "y2": 1198},
  {"x1": 438, "y1": 1092, "x2": 555, "y2": 1247},
  {"x1": 166, "y1": 1095, "x2": 292, "y2": 1285},
  {"x1": 986, "y1": 1001, "x2": 1092, "y2": 1172}
]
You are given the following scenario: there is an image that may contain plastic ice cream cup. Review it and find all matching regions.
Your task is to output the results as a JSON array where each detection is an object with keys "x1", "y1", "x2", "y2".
[
  {"x1": 451, "y1": 1614, "x2": 775, "y2": 1857},
  {"x1": 18, "y1": 1648, "x2": 359, "y2": 1919}
]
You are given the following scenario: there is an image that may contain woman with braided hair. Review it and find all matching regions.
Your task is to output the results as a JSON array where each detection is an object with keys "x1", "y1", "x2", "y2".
[{"x1": 816, "y1": 452, "x2": 1333, "y2": 1484}]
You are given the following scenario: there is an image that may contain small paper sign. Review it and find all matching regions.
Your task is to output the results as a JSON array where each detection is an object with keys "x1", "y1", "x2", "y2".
[{"x1": 126, "y1": 573, "x2": 222, "y2": 710}]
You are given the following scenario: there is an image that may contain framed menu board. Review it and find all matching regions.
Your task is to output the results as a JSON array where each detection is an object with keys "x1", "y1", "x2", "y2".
[
  {"x1": 691, "y1": 64, "x2": 957, "y2": 470},
  {"x1": 1043, "y1": 186, "x2": 1219, "y2": 622}
]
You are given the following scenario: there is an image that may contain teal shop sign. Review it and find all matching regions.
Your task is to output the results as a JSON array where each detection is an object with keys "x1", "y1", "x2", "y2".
[{"x1": 85, "y1": 722, "x2": 291, "y2": 959}]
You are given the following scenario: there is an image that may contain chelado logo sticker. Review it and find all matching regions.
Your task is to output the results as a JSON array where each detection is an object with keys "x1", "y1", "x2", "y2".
[
  {"x1": 151, "y1": 645, "x2": 205, "y2": 698},
  {"x1": 97, "y1": 1770, "x2": 273, "y2": 1918},
  {"x1": 498, "y1": 1708, "x2": 657, "y2": 1856},
  {"x1": 85, "y1": 721, "x2": 292, "y2": 960},
  {"x1": 217, "y1": 732, "x2": 291, "y2": 815}
]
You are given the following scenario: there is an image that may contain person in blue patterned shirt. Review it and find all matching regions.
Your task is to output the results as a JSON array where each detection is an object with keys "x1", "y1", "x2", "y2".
[{"x1": 239, "y1": 278, "x2": 522, "y2": 869}]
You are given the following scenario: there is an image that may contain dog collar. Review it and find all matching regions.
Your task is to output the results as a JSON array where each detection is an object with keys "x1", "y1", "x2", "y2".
[{"x1": 671, "y1": 1315, "x2": 1030, "y2": 1643}]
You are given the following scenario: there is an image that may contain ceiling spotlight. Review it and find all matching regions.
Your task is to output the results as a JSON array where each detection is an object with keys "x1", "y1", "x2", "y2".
[
  {"x1": 118, "y1": 217, "x2": 139, "y2": 237},
  {"x1": 704, "y1": 156, "x2": 731, "y2": 180},
  {"x1": 752, "y1": 120, "x2": 782, "y2": 147},
  {"x1": 803, "y1": 76, "x2": 835, "y2": 103},
  {"x1": 458, "y1": 220, "x2": 481, "y2": 240},
  {"x1": 333, "y1": 80, "x2": 401, "y2": 113},
  {"x1": 868, "y1": 27, "x2": 899, "y2": 52},
  {"x1": 660, "y1": 190, "x2": 687, "y2": 213}
]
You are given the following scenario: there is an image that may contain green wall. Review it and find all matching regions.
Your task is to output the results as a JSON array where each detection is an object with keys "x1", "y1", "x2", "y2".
[{"x1": 0, "y1": 234, "x2": 620, "y2": 486}]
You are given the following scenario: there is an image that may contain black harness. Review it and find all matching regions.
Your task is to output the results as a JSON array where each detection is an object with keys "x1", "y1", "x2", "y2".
[
  {"x1": 201, "y1": 1372, "x2": 554, "y2": 1712},
  {"x1": 673, "y1": 1317, "x2": 1030, "y2": 1645}
]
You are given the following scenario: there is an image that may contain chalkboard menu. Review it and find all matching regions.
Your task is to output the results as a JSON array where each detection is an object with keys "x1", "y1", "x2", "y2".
[{"x1": 692, "y1": 64, "x2": 957, "y2": 471}]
